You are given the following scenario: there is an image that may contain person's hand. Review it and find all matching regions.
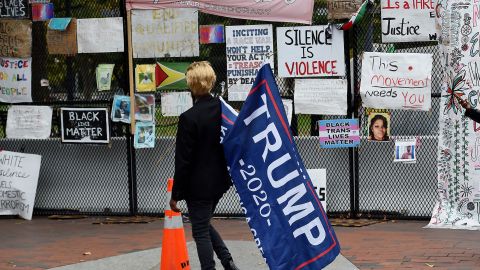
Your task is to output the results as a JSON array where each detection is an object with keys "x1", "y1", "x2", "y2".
[
  {"x1": 169, "y1": 199, "x2": 181, "y2": 212},
  {"x1": 454, "y1": 93, "x2": 471, "y2": 109}
]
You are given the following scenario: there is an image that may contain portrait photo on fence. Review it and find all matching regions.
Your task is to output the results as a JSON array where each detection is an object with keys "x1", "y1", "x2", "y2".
[
  {"x1": 111, "y1": 95, "x2": 131, "y2": 123},
  {"x1": 394, "y1": 137, "x2": 417, "y2": 163},
  {"x1": 367, "y1": 110, "x2": 391, "y2": 142}
]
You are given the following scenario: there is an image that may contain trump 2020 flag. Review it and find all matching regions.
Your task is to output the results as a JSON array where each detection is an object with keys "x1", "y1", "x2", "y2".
[{"x1": 222, "y1": 64, "x2": 340, "y2": 270}]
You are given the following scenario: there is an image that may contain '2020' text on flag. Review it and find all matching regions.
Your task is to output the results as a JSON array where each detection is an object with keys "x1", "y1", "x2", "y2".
[{"x1": 222, "y1": 64, "x2": 340, "y2": 270}]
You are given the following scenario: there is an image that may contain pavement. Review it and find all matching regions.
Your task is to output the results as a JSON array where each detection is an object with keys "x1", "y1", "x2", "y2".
[{"x1": 1, "y1": 216, "x2": 479, "y2": 270}]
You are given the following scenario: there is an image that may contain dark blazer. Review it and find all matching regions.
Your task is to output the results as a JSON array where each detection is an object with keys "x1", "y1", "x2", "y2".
[
  {"x1": 172, "y1": 95, "x2": 232, "y2": 201},
  {"x1": 465, "y1": 108, "x2": 480, "y2": 123}
]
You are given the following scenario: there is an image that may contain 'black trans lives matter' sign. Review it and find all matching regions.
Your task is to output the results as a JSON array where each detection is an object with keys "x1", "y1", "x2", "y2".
[
  {"x1": 0, "y1": 0, "x2": 29, "y2": 18},
  {"x1": 60, "y1": 108, "x2": 110, "y2": 144}
]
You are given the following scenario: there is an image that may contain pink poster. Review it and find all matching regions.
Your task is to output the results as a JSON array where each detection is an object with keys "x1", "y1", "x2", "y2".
[{"x1": 125, "y1": 0, "x2": 314, "y2": 24}]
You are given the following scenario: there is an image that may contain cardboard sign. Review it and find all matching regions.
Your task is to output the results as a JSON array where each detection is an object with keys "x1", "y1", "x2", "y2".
[
  {"x1": 77, "y1": 17, "x2": 124, "y2": 53},
  {"x1": 226, "y1": 24, "x2": 274, "y2": 101},
  {"x1": 277, "y1": 25, "x2": 345, "y2": 77},
  {"x1": 0, "y1": 150, "x2": 42, "y2": 220},
  {"x1": 319, "y1": 119, "x2": 360, "y2": 148},
  {"x1": 60, "y1": 108, "x2": 110, "y2": 143},
  {"x1": 0, "y1": 19, "x2": 32, "y2": 58},
  {"x1": 131, "y1": 9, "x2": 199, "y2": 58},
  {"x1": 47, "y1": 18, "x2": 77, "y2": 55},
  {"x1": 381, "y1": 0, "x2": 437, "y2": 43},
  {"x1": 360, "y1": 52, "x2": 432, "y2": 111},
  {"x1": 327, "y1": 0, "x2": 364, "y2": 20},
  {"x1": 6, "y1": 106, "x2": 52, "y2": 139},
  {"x1": 0, "y1": 57, "x2": 32, "y2": 103},
  {"x1": 294, "y1": 78, "x2": 348, "y2": 115}
]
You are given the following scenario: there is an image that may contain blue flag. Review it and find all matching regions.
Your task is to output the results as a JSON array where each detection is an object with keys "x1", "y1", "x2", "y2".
[{"x1": 222, "y1": 64, "x2": 340, "y2": 270}]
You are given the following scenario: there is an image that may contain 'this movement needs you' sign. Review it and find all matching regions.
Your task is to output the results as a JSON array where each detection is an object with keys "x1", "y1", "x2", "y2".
[
  {"x1": 276, "y1": 25, "x2": 345, "y2": 77},
  {"x1": 0, "y1": 151, "x2": 42, "y2": 220},
  {"x1": 60, "y1": 108, "x2": 110, "y2": 143}
]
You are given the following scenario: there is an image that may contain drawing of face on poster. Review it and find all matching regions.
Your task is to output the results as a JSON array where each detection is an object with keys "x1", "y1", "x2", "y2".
[
  {"x1": 367, "y1": 110, "x2": 391, "y2": 142},
  {"x1": 134, "y1": 122, "x2": 155, "y2": 149},
  {"x1": 111, "y1": 95, "x2": 131, "y2": 123}
]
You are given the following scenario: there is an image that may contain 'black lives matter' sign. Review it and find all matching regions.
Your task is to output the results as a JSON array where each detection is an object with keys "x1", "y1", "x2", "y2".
[
  {"x1": 0, "y1": 0, "x2": 29, "y2": 18},
  {"x1": 60, "y1": 107, "x2": 110, "y2": 143}
]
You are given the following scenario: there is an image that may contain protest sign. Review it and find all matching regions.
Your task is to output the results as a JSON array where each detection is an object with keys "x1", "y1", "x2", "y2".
[
  {"x1": 6, "y1": 106, "x2": 52, "y2": 139},
  {"x1": 134, "y1": 121, "x2": 155, "y2": 149},
  {"x1": 394, "y1": 137, "x2": 416, "y2": 163},
  {"x1": 277, "y1": 25, "x2": 345, "y2": 77},
  {"x1": 125, "y1": 0, "x2": 314, "y2": 24},
  {"x1": 0, "y1": 0, "x2": 28, "y2": 18},
  {"x1": 47, "y1": 18, "x2": 77, "y2": 55},
  {"x1": 381, "y1": 0, "x2": 437, "y2": 43},
  {"x1": 111, "y1": 95, "x2": 131, "y2": 123},
  {"x1": 360, "y1": 52, "x2": 432, "y2": 111},
  {"x1": 0, "y1": 57, "x2": 32, "y2": 103},
  {"x1": 96, "y1": 64, "x2": 114, "y2": 91},
  {"x1": 0, "y1": 150, "x2": 41, "y2": 220},
  {"x1": 131, "y1": 9, "x2": 198, "y2": 58},
  {"x1": 200, "y1": 25, "x2": 224, "y2": 44},
  {"x1": 282, "y1": 99, "x2": 293, "y2": 126},
  {"x1": 156, "y1": 62, "x2": 188, "y2": 90},
  {"x1": 319, "y1": 119, "x2": 360, "y2": 148},
  {"x1": 307, "y1": 169, "x2": 327, "y2": 212},
  {"x1": 366, "y1": 108, "x2": 391, "y2": 142},
  {"x1": 77, "y1": 18, "x2": 124, "y2": 53},
  {"x1": 61, "y1": 108, "x2": 110, "y2": 143},
  {"x1": 226, "y1": 24, "x2": 274, "y2": 101},
  {"x1": 327, "y1": 0, "x2": 364, "y2": 20},
  {"x1": 294, "y1": 79, "x2": 348, "y2": 115},
  {"x1": 134, "y1": 94, "x2": 154, "y2": 122},
  {"x1": 222, "y1": 64, "x2": 340, "y2": 270},
  {"x1": 135, "y1": 64, "x2": 156, "y2": 92},
  {"x1": 0, "y1": 19, "x2": 31, "y2": 58},
  {"x1": 161, "y1": 92, "x2": 192, "y2": 116}
]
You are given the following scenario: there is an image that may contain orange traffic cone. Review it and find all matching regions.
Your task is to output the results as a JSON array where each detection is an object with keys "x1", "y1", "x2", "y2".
[{"x1": 160, "y1": 178, "x2": 190, "y2": 270}]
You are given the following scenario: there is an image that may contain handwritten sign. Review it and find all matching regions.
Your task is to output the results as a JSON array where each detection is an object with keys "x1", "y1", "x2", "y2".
[
  {"x1": 360, "y1": 52, "x2": 432, "y2": 111},
  {"x1": 306, "y1": 169, "x2": 327, "y2": 212},
  {"x1": 226, "y1": 24, "x2": 274, "y2": 101},
  {"x1": 77, "y1": 18, "x2": 124, "y2": 53},
  {"x1": 125, "y1": 0, "x2": 314, "y2": 24},
  {"x1": 381, "y1": 0, "x2": 437, "y2": 42},
  {"x1": 294, "y1": 78, "x2": 347, "y2": 115},
  {"x1": 0, "y1": 0, "x2": 28, "y2": 18},
  {"x1": 0, "y1": 19, "x2": 31, "y2": 58},
  {"x1": 47, "y1": 18, "x2": 77, "y2": 55},
  {"x1": 161, "y1": 92, "x2": 192, "y2": 116},
  {"x1": 6, "y1": 106, "x2": 52, "y2": 139},
  {"x1": 0, "y1": 57, "x2": 32, "y2": 103},
  {"x1": 319, "y1": 119, "x2": 360, "y2": 148},
  {"x1": 327, "y1": 0, "x2": 363, "y2": 20},
  {"x1": 131, "y1": 9, "x2": 198, "y2": 58},
  {"x1": 60, "y1": 108, "x2": 110, "y2": 143},
  {"x1": 0, "y1": 150, "x2": 41, "y2": 220},
  {"x1": 277, "y1": 25, "x2": 345, "y2": 77}
]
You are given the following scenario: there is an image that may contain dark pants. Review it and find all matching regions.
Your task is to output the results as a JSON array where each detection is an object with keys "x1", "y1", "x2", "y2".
[{"x1": 186, "y1": 199, "x2": 232, "y2": 270}]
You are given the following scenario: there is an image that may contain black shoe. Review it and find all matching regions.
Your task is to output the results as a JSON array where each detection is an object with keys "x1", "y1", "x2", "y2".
[{"x1": 222, "y1": 259, "x2": 239, "y2": 270}]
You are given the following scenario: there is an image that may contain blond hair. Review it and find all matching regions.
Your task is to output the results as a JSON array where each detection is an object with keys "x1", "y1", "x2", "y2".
[{"x1": 186, "y1": 61, "x2": 216, "y2": 96}]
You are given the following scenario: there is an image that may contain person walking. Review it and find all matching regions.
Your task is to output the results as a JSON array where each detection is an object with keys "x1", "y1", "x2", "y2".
[{"x1": 169, "y1": 61, "x2": 239, "y2": 270}]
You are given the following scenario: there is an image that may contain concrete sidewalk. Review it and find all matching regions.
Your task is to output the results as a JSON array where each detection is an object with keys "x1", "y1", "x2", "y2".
[{"x1": 49, "y1": 241, "x2": 357, "y2": 270}]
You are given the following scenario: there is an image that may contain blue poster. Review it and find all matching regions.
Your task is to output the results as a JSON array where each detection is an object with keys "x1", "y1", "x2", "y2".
[{"x1": 222, "y1": 64, "x2": 340, "y2": 270}]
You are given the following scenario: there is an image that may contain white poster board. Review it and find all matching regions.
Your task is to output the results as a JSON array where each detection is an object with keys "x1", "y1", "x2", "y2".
[
  {"x1": 6, "y1": 106, "x2": 52, "y2": 139},
  {"x1": 360, "y1": 52, "x2": 432, "y2": 111},
  {"x1": 381, "y1": 0, "x2": 437, "y2": 43},
  {"x1": 294, "y1": 78, "x2": 347, "y2": 115},
  {"x1": 132, "y1": 9, "x2": 199, "y2": 58},
  {"x1": 282, "y1": 99, "x2": 293, "y2": 126},
  {"x1": 77, "y1": 17, "x2": 124, "y2": 53},
  {"x1": 161, "y1": 92, "x2": 193, "y2": 116},
  {"x1": 226, "y1": 24, "x2": 274, "y2": 101},
  {"x1": 306, "y1": 169, "x2": 327, "y2": 212},
  {"x1": 276, "y1": 25, "x2": 345, "y2": 77},
  {"x1": 0, "y1": 57, "x2": 32, "y2": 103},
  {"x1": 0, "y1": 151, "x2": 42, "y2": 220}
]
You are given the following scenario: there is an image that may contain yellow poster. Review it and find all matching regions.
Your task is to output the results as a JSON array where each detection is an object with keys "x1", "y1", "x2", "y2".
[{"x1": 135, "y1": 64, "x2": 156, "y2": 92}]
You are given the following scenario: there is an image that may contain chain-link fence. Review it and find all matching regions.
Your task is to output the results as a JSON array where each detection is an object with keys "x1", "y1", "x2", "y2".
[{"x1": 1, "y1": 1, "x2": 441, "y2": 219}]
